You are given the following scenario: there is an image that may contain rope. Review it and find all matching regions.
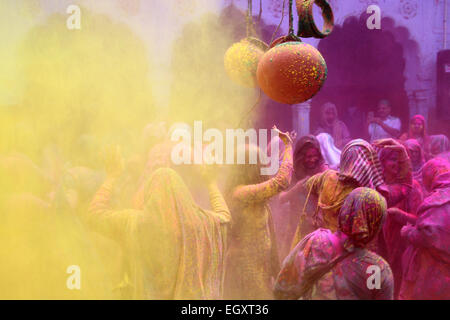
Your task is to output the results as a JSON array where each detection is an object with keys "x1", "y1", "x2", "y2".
[
  {"x1": 269, "y1": 0, "x2": 286, "y2": 45},
  {"x1": 258, "y1": 0, "x2": 263, "y2": 23},
  {"x1": 289, "y1": 0, "x2": 294, "y2": 35},
  {"x1": 246, "y1": 0, "x2": 253, "y2": 37}
]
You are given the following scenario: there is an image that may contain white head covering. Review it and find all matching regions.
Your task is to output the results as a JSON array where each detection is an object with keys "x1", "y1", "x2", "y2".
[{"x1": 316, "y1": 132, "x2": 341, "y2": 169}]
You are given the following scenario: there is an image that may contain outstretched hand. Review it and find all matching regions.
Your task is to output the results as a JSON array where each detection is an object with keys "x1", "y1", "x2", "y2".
[
  {"x1": 273, "y1": 125, "x2": 294, "y2": 145},
  {"x1": 290, "y1": 130, "x2": 298, "y2": 141}
]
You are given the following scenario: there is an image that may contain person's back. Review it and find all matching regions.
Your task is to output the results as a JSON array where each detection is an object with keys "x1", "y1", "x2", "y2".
[
  {"x1": 309, "y1": 231, "x2": 393, "y2": 300},
  {"x1": 400, "y1": 158, "x2": 450, "y2": 300},
  {"x1": 275, "y1": 135, "x2": 327, "y2": 260},
  {"x1": 429, "y1": 134, "x2": 450, "y2": 158},
  {"x1": 400, "y1": 200, "x2": 450, "y2": 300},
  {"x1": 225, "y1": 129, "x2": 294, "y2": 299},
  {"x1": 274, "y1": 188, "x2": 394, "y2": 300},
  {"x1": 290, "y1": 139, "x2": 385, "y2": 249},
  {"x1": 86, "y1": 165, "x2": 231, "y2": 299},
  {"x1": 301, "y1": 169, "x2": 357, "y2": 232}
]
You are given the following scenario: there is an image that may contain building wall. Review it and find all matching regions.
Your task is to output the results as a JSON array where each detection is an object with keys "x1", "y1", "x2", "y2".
[
  {"x1": 224, "y1": 0, "x2": 449, "y2": 135},
  {"x1": 330, "y1": 0, "x2": 449, "y2": 132}
]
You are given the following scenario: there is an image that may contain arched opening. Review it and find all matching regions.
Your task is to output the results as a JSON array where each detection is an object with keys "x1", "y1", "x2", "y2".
[{"x1": 311, "y1": 14, "x2": 420, "y2": 140}]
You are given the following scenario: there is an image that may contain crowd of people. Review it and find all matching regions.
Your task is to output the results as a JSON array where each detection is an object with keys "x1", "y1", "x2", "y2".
[
  {"x1": 1, "y1": 100, "x2": 449, "y2": 300},
  {"x1": 273, "y1": 100, "x2": 449, "y2": 300}
]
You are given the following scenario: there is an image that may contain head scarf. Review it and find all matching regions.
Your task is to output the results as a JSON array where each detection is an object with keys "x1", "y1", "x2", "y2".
[
  {"x1": 408, "y1": 115, "x2": 427, "y2": 139},
  {"x1": 401, "y1": 158, "x2": 450, "y2": 299},
  {"x1": 316, "y1": 132, "x2": 341, "y2": 169},
  {"x1": 142, "y1": 121, "x2": 167, "y2": 147},
  {"x1": 318, "y1": 103, "x2": 347, "y2": 147},
  {"x1": 275, "y1": 187, "x2": 387, "y2": 300},
  {"x1": 410, "y1": 158, "x2": 450, "y2": 269},
  {"x1": 406, "y1": 115, "x2": 431, "y2": 156},
  {"x1": 403, "y1": 139, "x2": 426, "y2": 173},
  {"x1": 139, "y1": 168, "x2": 228, "y2": 299},
  {"x1": 430, "y1": 134, "x2": 450, "y2": 157},
  {"x1": 422, "y1": 158, "x2": 450, "y2": 194},
  {"x1": 293, "y1": 135, "x2": 324, "y2": 181},
  {"x1": 373, "y1": 138, "x2": 412, "y2": 186},
  {"x1": 320, "y1": 103, "x2": 338, "y2": 128},
  {"x1": 338, "y1": 187, "x2": 387, "y2": 249},
  {"x1": 339, "y1": 139, "x2": 384, "y2": 189},
  {"x1": 133, "y1": 142, "x2": 174, "y2": 209}
]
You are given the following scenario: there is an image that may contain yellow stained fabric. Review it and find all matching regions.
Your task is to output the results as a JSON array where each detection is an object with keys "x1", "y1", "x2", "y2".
[
  {"x1": 291, "y1": 170, "x2": 357, "y2": 249},
  {"x1": 86, "y1": 168, "x2": 230, "y2": 299}
]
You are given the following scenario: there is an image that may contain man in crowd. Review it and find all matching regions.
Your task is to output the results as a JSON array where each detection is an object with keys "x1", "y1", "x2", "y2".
[{"x1": 367, "y1": 99, "x2": 402, "y2": 142}]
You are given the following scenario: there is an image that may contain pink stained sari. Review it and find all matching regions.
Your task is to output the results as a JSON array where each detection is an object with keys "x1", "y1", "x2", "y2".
[
  {"x1": 87, "y1": 168, "x2": 231, "y2": 299},
  {"x1": 314, "y1": 103, "x2": 351, "y2": 149},
  {"x1": 274, "y1": 188, "x2": 393, "y2": 300},
  {"x1": 399, "y1": 158, "x2": 450, "y2": 300},
  {"x1": 293, "y1": 135, "x2": 328, "y2": 182},
  {"x1": 430, "y1": 134, "x2": 450, "y2": 158},
  {"x1": 275, "y1": 135, "x2": 328, "y2": 260},
  {"x1": 400, "y1": 115, "x2": 431, "y2": 159},
  {"x1": 403, "y1": 139, "x2": 426, "y2": 184},
  {"x1": 373, "y1": 139, "x2": 423, "y2": 299}
]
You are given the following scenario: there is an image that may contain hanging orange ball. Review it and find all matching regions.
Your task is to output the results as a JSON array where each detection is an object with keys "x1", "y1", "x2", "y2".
[
  {"x1": 256, "y1": 41, "x2": 327, "y2": 105},
  {"x1": 224, "y1": 37, "x2": 268, "y2": 88}
]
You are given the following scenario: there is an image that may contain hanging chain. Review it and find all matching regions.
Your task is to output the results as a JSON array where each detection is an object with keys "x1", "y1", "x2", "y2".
[
  {"x1": 258, "y1": 0, "x2": 262, "y2": 23},
  {"x1": 246, "y1": 0, "x2": 253, "y2": 37},
  {"x1": 270, "y1": 0, "x2": 286, "y2": 44},
  {"x1": 288, "y1": 0, "x2": 294, "y2": 35}
]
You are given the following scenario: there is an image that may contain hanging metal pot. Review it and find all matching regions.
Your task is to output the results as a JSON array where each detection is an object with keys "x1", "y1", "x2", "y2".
[{"x1": 296, "y1": 0, "x2": 334, "y2": 38}]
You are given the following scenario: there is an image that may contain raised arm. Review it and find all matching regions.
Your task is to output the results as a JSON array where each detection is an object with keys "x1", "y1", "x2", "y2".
[
  {"x1": 87, "y1": 176, "x2": 141, "y2": 241},
  {"x1": 279, "y1": 176, "x2": 310, "y2": 204},
  {"x1": 84, "y1": 145, "x2": 141, "y2": 241},
  {"x1": 387, "y1": 207, "x2": 418, "y2": 226},
  {"x1": 233, "y1": 133, "x2": 293, "y2": 204},
  {"x1": 196, "y1": 149, "x2": 232, "y2": 224},
  {"x1": 401, "y1": 205, "x2": 449, "y2": 250},
  {"x1": 207, "y1": 182, "x2": 231, "y2": 224}
]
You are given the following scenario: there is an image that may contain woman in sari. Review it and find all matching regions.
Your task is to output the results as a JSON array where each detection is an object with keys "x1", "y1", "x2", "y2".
[
  {"x1": 403, "y1": 139, "x2": 426, "y2": 183},
  {"x1": 277, "y1": 135, "x2": 328, "y2": 261},
  {"x1": 274, "y1": 187, "x2": 393, "y2": 300},
  {"x1": 398, "y1": 158, "x2": 450, "y2": 300},
  {"x1": 291, "y1": 135, "x2": 328, "y2": 183},
  {"x1": 132, "y1": 142, "x2": 174, "y2": 209},
  {"x1": 316, "y1": 132, "x2": 341, "y2": 170},
  {"x1": 224, "y1": 127, "x2": 294, "y2": 300},
  {"x1": 289, "y1": 139, "x2": 386, "y2": 249},
  {"x1": 85, "y1": 147, "x2": 231, "y2": 300},
  {"x1": 399, "y1": 115, "x2": 431, "y2": 159},
  {"x1": 372, "y1": 139, "x2": 423, "y2": 298},
  {"x1": 429, "y1": 134, "x2": 450, "y2": 158},
  {"x1": 314, "y1": 102, "x2": 351, "y2": 149}
]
